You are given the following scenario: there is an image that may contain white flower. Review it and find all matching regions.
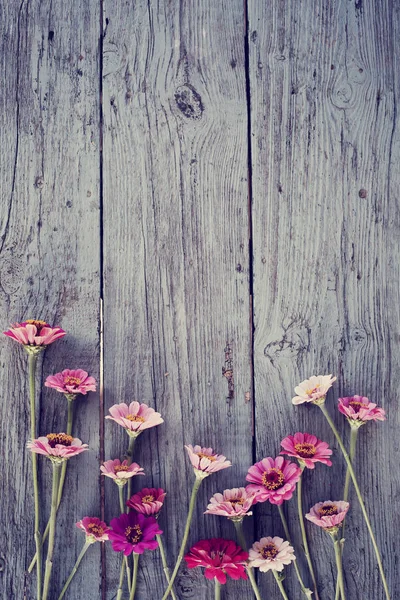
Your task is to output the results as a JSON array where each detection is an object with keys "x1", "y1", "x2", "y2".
[{"x1": 248, "y1": 536, "x2": 296, "y2": 572}]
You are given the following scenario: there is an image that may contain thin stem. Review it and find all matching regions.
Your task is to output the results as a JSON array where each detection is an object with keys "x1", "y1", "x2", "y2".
[
  {"x1": 319, "y1": 404, "x2": 391, "y2": 600},
  {"x1": 161, "y1": 477, "x2": 203, "y2": 600},
  {"x1": 233, "y1": 520, "x2": 263, "y2": 600},
  {"x1": 116, "y1": 555, "x2": 125, "y2": 600},
  {"x1": 273, "y1": 571, "x2": 290, "y2": 600},
  {"x1": 58, "y1": 541, "x2": 91, "y2": 599},
  {"x1": 117, "y1": 484, "x2": 132, "y2": 590},
  {"x1": 42, "y1": 462, "x2": 62, "y2": 600},
  {"x1": 297, "y1": 469, "x2": 320, "y2": 600},
  {"x1": 278, "y1": 505, "x2": 312, "y2": 599},
  {"x1": 126, "y1": 436, "x2": 137, "y2": 509},
  {"x1": 333, "y1": 538, "x2": 346, "y2": 600},
  {"x1": 214, "y1": 578, "x2": 221, "y2": 600},
  {"x1": 157, "y1": 534, "x2": 178, "y2": 600},
  {"x1": 119, "y1": 485, "x2": 126, "y2": 514},
  {"x1": 129, "y1": 553, "x2": 140, "y2": 600}
]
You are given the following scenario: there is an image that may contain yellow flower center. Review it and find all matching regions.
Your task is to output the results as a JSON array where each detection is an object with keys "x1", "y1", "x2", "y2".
[
  {"x1": 196, "y1": 452, "x2": 217, "y2": 462},
  {"x1": 261, "y1": 468, "x2": 285, "y2": 490},
  {"x1": 64, "y1": 376, "x2": 82, "y2": 386},
  {"x1": 25, "y1": 319, "x2": 48, "y2": 331},
  {"x1": 114, "y1": 465, "x2": 130, "y2": 473},
  {"x1": 125, "y1": 524, "x2": 143, "y2": 544},
  {"x1": 349, "y1": 400, "x2": 365, "y2": 410},
  {"x1": 305, "y1": 384, "x2": 320, "y2": 396},
  {"x1": 87, "y1": 523, "x2": 104, "y2": 536},
  {"x1": 319, "y1": 504, "x2": 338, "y2": 517},
  {"x1": 126, "y1": 414, "x2": 146, "y2": 423},
  {"x1": 294, "y1": 442, "x2": 317, "y2": 458},
  {"x1": 261, "y1": 543, "x2": 279, "y2": 559},
  {"x1": 142, "y1": 495, "x2": 155, "y2": 503},
  {"x1": 230, "y1": 498, "x2": 245, "y2": 506},
  {"x1": 47, "y1": 433, "x2": 73, "y2": 448}
]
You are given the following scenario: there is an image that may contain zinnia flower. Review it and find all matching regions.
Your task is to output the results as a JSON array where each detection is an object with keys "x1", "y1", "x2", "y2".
[
  {"x1": 101, "y1": 459, "x2": 144, "y2": 486},
  {"x1": 76, "y1": 517, "x2": 110, "y2": 543},
  {"x1": 3, "y1": 320, "x2": 65, "y2": 351},
  {"x1": 338, "y1": 396, "x2": 386, "y2": 427},
  {"x1": 248, "y1": 536, "x2": 296, "y2": 572},
  {"x1": 305, "y1": 501, "x2": 349, "y2": 531},
  {"x1": 292, "y1": 374, "x2": 336, "y2": 405},
  {"x1": 280, "y1": 432, "x2": 332, "y2": 469},
  {"x1": 108, "y1": 512, "x2": 162, "y2": 555},
  {"x1": 105, "y1": 401, "x2": 163, "y2": 438},
  {"x1": 246, "y1": 456, "x2": 301, "y2": 505},
  {"x1": 127, "y1": 488, "x2": 166, "y2": 515},
  {"x1": 184, "y1": 538, "x2": 248, "y2": 584},
  {"x1": 27, "y1": 434, "x2": 88, "y2": 463},
  {"x1": 205, "y1": 488, "x2": 256, "y2": 520},
  {"x1": 45, "y1": 369, "x2": 96, "y2": 400},
  {"x1": 185, "y1": 445, "x2": 232, "y2": 479}
]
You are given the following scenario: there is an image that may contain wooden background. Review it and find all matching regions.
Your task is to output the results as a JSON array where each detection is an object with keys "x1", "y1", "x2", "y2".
[{"x1": 0, "y1": 1, "x2": 399, "y2": 599}]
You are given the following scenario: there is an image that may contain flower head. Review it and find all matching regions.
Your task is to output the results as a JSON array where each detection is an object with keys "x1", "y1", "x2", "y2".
[
  {"x1": 306, "y1": 501, "x2": 349, "y2": 531},
  {"x1": 184, "y1": 538, "x2": 248, "y2": 584},
  {"x1": 100, "y1": 459, "x2": 144, "y2": 486},
  {"x1": 280, "y1": 432, "x2": 332, "y2": 469},
  {"x1": 338, "y1": 396, "x2": 386, "y2": 427},
  {"x1": 248, "y1": 536, "x2": 296, "y2": 572},
  {"x1": 292, "y1": 374, "x2": 336, "y2": 405},
  {"x1": 246, "y1": 456, "x2": 301, "y2": 505},
  {"x1": 76, "y1": 517, "x2": 110, "y2": 543},
  {"x1": 127, "y1": 488, "x2": 166, "y2": 516},
  {"x1": 205, "y1": 488, "x2": 256, "y2": 520},
  {"x1": 45, "y1": 369, "x2": 96, "y2": 400},
  {"x1": 105, "y1": 402, "x2": 163, "y2": 438},
  {"x1": 185, "y1": 445, "x2": 232, "y2": 479},
  {"x1": 4, "y1": 320, "x2": 65, "y2": 351},
  {"x1": 108, "y1": 512, "x2": 162, "y2": 555},
  {"x1": 27, "y1": 434, "x2": 88, "y2": 464}
]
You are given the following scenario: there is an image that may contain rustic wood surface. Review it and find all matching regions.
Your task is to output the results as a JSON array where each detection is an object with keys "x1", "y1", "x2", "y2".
[{"x1": 0, "y1": 0, "x2": 399, "y2": 599}]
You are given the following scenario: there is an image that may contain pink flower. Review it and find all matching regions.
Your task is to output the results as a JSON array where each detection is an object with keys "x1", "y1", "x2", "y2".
[
  {"x1": 45, "y1": 369, "x2": 96, "y2": 398},
  {"x1": 3, "y1": 320, "x2": 65, "y2": 348},
  {"x1": 184, "y1": 538, "x2": 248, "y2": 584},
  {"x1": 185, "y1": 445, "x2": 232, "y2": 479},
  {"x1": 292, "y1": 374, "x2": 336, "y2": 405},
  {"x1": 101, "y1": 459, "x2": 144, "y2": 486},
  {"x1": 248, "y1": 536, "x2": 296, "y2": 572},
  {"x1": 105, "y1": 402, "x2": 163, "y2": 438},
  {"x1": 108, "y1": 512, "x2": 162, "y2": 555},
  {"x1": 27, "y1": 434, "x2": 88, "y2": 463},
  {"x1": 205, "y1": 488, "x2": 256, "y2": 519},
  {"x1": 338, "y1": 396, "x2": 386, "y2": 426},
  {"x1": 127, "y1": 488, "x2": 166, "y2": 516},
  {"x1": 246, "y1": 456, "x2": 301, "y2": 505},
  {"x1": 76, "y1": 517, "x2": 110, "y2": 543},
  {"x1": 306, "y1": 501, "x2": 349, "y2": 530},
  {"x1": 280, "y1": 432, "x2": 332, "y2": 469}
]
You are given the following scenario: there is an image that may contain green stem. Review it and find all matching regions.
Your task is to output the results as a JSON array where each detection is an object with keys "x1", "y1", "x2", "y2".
[
  {"x1": 319, "y1": 403, "x2": 391, "y2": 600},
  {"x1": 273, "y1": 572, "x2": 290, "y2": 600},
  {"x1": 333, "y1": 537, "x2": 346, "y2": 600},
  {"x1": 58, "y1": 541, "x2": 91, "y2": 599},
  {"x1": 214, "y1": 578, "x2": 221, "y2": 600},
  {"x1": 42, "y1": 462, "x2": 62, "y2": 600},
  {"x1": 297, "y1": 468, "x2": 320, "y2": 600},
  {"x1": 278, "y1": 505, "x2": 312, "y2": 599},
  {"x1": 118, "y1": 484, "x2": 132, "y2": 590},
  {"x1": 116, "y1": 555, "x2": 126, "y2": 600},
  {"x1": 161, "y1": 477, "x2": 203, "y2": 600},
  {"x1": 233, "y1": 520, "x2": 263, "y2": 600},
  {"x1": 119, "y1": 485, "x2": 126, "y2": 514},
  {"x1": 126, "y1": 437, "x2": 137, "y2": 510},
  {"x1": 157, "y1": 534, "x2": 178, "y2": 600},
  {"x1": 129, "y1": 553, "x2": 140, "y2": 600}
]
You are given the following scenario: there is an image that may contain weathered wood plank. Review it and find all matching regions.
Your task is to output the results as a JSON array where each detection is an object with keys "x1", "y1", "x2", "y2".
[
  {"x1": 102, "y1": 1, "x2": 253, "y2": 598},
  {"x1": 249, "y1": 0, "x2": 400, "y2": 598},
  {"x1": 0, "y1": 2, "x2": 101, "y2": 598}
]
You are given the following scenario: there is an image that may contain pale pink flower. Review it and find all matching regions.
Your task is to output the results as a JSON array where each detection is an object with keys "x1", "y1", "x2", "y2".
[
  {"x1": 280, "y1": 432, "x2": 332, "y2": 469},
  {"x1": 338, "y1": 396, "x2": 386, "y2": 426},
  {"x1": 100, "y1": 459, "x2": 144, "y2": 485},
  {"x1": 185, "y1": 445, "x2": 232, "y2": 479},
  {"x1": 246, "y1": 456, "x2": 301, "y2": 505},
  {"x1": 306, "y1": 501, "x2": 349, "y2": 530},
  {"x1": 292, "y1": 374, "x2": 336, "y2": 405},
  {"x1": 205, "y1": 488, "x2": 256, "y2": 519},
  {"x1": 27, "y1": 434, "x2": 88, "y2": 463},
  {"x1": 3, "y1": 320, "x2": 65, "y2": 348},
  {"x1": 248, "y1": 536, "x2": 296, "y2": 572},
  {"x1": 105, "y1": 402, "x2": 163, "y2": 438},
  {"x1": 45, "y1": 369, "x2": 96, "y2": 398},
  {"x1": 127, "y1": 488, "x2": 166, "y2": 515},
  {"x1": 76, "y1": 517, "x2": 110, "y2": 543}
]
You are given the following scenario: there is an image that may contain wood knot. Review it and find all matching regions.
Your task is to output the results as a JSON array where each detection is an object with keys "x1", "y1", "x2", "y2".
[
  {"x1": 34, "y1": 176, "x2": 44, "y2": 190},
  {"x1": 358, "y1": 188, "x2": 367, "y2": 198},
  {"x1": 174, "y1": 85, "x2": 203, "y2": 120}
]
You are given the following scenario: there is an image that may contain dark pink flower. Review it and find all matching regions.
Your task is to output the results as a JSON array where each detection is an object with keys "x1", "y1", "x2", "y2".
[
  {"x1": 45, "y1": 369, "x2": 96, "y2": 398},
  {"x1": 4, "y1": 320, "x2": 65, "y2": 347},
  {"x1": 108, "y1": 512, "x2": 162, "y2": 555},
  {"x1": 27, "y1": 434, "x2": 88, "y2": 463},
  {"x1": 127, "y1": 488, "x2": 166, "y2": 516},
  {"x1": 185, "y1": 445, "x2": 231, "y2": 479},
  {"x1": 246, "y1": 456, "x2": 301, "y2": 505},
  {"x1": 184, "y1": 538, "x2": 248, "y2": 584},
  {"x1": 306, "y1": 501, "x2": 349, "y2": 531},
  {"x1": 280, "y1": 432, "x2": 332, "y2": 469},
  {"x1": 338, "y1": 396, "x2": 386, "y2": 426},
  {"x1": 76, "y1": 517, "x2": 110, "y2": 542},
  {"x1": 205, "y1": 488, "x2": 256, "y2": 519},
  {"x1": 106, "y1": 402, "x2": 163, "y2": 438}
]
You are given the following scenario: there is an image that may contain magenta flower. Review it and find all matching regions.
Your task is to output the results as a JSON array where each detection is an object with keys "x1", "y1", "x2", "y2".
[
  {"x1": 3, "y1": 320, "x2": 65, "y2": 349},
  {"x1": 105, "y1": 401, "x2": 163, "y2": 438},
  {"x1": 292, "y1": 374, "x2": 336, "y2": 405},
  {"x1": 246, "y1": 456, "x2": 301, "y2": 505},
  {"x1": 184, "y1": 538, "x2": 248, "y2": 584},
  {"x1": 45, "y1": 369, "x2": 96, "y2": 399},
  {"x1": 101, "y1": 459, "x2": 144, "y2": 486},
  {"x1": 249, "y1": 537, "x2": 296, "y2": 572},
  {"x1": 306, "y1": 501, "x2": 350, "y2": 531},
  {"x1": 205, "y1": 487, "x2": 256, "y2": 520},
  {"x1": 108, "y1": 512, "x2": 162, "y2": 555},
  {"x1": 280, "y1": 432, "x2": 332, "y2": 469},
  {"x1": 76, "y1": 517, "x2": 110, "y2": 543},
  {"x1": 185, "y1": 445, "x2": 232, "y2": 479},
  {"x1": 338, "y1": 396, "x2": 386, "y2": 426},
  {"x1": 27, "y1": 434, "x2": 88, "y2": 463},
  {"x1": 127, "y1": 488, "x2": 166, "y2": 516}
]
